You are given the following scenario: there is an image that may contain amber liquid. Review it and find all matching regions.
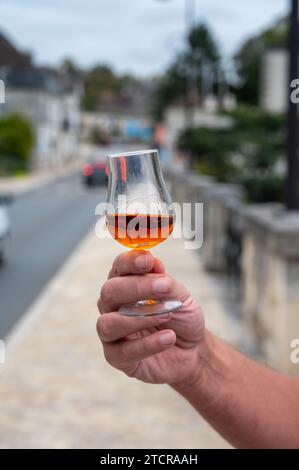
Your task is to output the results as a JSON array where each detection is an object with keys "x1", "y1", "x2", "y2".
[{"x1": 106, "y1": 214, "x2": 174, "y2": 249}]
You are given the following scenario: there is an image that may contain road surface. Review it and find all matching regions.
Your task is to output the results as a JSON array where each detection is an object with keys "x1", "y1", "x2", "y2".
[{"x1": 0, "y1": 173, "x2": 106, "y2": 338}]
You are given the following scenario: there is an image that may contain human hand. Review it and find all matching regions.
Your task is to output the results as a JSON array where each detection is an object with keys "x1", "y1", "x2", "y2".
[{"x1": 97, "y1": 250, "x2": 210, "y2": 386}]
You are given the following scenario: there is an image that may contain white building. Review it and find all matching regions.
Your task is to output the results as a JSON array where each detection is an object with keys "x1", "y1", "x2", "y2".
[
  {"x1": 0, "y1": 32, "x2": 82, "y2": 169},
  {"x1": 0, "y1": 72, "x2": 82, "y2": 169},
  {"x1": 164, "y1": 104, "x2": 234, "y2": 150},
  {"x1": 260, "y1": 47, "x2": 289, "y2": 114}
]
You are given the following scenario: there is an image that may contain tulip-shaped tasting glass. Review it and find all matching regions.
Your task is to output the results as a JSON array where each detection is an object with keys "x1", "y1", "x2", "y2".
[{"x1": 106, "y1": 149, "x2": 182, "y2": 316}]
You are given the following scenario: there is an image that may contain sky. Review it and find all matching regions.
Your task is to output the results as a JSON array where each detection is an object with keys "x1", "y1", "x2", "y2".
[{"x1": 0, "y1": 0, "x2": 288, "y2": 77}]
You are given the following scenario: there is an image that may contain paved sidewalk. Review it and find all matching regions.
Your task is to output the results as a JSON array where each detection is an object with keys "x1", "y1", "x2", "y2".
[
  {"x1": 0, "y1": 231, "x2": 235, "y2": 449},
  {"x1": 0, "y1": 160, "x2": 83, "y2": 196}
]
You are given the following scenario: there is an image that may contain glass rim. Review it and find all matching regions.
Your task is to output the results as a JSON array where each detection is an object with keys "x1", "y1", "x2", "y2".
[{"x1": 107, "y1": 148, "x2": 158, "y2": 158}]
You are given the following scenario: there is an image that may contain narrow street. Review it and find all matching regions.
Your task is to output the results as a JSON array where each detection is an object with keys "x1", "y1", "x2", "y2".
[{"x1": 0, "y1": 173, "x2": 105, "y2": 338}]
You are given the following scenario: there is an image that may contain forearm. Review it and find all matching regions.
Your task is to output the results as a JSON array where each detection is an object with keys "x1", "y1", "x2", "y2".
[{"x1": 172, "y1": 331, "x2": 299, "y2": 448}]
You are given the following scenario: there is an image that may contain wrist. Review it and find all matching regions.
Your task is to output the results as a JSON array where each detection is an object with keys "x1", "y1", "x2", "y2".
[
  {"x1": 171, "y1": 330, "x2": 231, "y2": 408},
  {"x1": 171, "y1": 329, "x2": 214, "y2": 391}
]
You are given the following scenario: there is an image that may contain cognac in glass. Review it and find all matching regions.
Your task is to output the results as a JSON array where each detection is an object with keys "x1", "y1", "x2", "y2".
[{"x1": 106, "y1": 149, "x2": 182, "y2": 316}]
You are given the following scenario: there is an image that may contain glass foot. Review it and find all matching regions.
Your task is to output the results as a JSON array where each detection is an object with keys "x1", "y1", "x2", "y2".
[{"x1": 119, "y1": 299, "x2": 183, "y2": 317}]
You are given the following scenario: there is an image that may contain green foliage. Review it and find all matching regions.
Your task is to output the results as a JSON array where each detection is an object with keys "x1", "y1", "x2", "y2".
[
  {"x1": 188, "y1": 23, "x2": 219, "y2": 63},
  {"x1": 234, "y1": 19, "x2": 288, "y2": 105},
  {"x1": 0, "y1": 113, "x2": 35, "y2": 175},
  {"x1": 82, "y1": 64, "x2": 142, "y2": 111},
  {"x1": 81, "y1": 93, "x2": 98, "y2": 112},
  {"x1": 242, "y1": 175, "x2": 285, "y2": 203},
  {"x1": 89, "y1": 126, "x2": 110, "y2": 146},
  {"x1": 154, "y1": 22, "x2": 220, "y2": 119},
  {"x1": 179, "y1": 127, "x2": 238, "y2": 181},
  {"x1": 83, "y1": 64, "x2": 118, "y2": 111},
  {"x1": 86, "y1": 64, "x2": 121, "y2": 93},
  {"x1": 155, "y1": 16, "x2": 288, "y2": 113},
  {"x1": 60, "y1": 58, "x2": 82, "y2": 76},
  {"x1": 178, "y1": 105, "x2": 285, "y2": 202},
  {"x1": 153, "y1": 58, "x2": 187, "y2": 119}
]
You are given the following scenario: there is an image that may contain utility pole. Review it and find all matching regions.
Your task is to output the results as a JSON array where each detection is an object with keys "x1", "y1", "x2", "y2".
[
  {"x1": 155, "y1": 0, "x2": 196, "y2": 128},
  {"x1": 184, "y1": 0, "x2": 196, "y2": 129},
  {"x1": 286, "y1": 0, "x2": 299, "y2": 210},
  {"x1": 155, "y1": 0, "x2": 196, "y2": 168}
]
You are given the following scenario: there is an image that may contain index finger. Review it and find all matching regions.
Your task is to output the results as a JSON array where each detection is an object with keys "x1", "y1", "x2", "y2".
[{"x1": 108, "y1": 250, "x2": 165, "y2": 279}]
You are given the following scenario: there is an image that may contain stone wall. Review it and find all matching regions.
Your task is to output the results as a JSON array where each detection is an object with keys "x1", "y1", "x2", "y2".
[
  {"x1": 243, "y1": 205, "x2": 299, "y2": 374},
  {"x1": 165, "y1": 166, "x2": 299, "y2": 375},
  {"x1": 165, "y1": 166, "x2": 243, "y2": 272}
]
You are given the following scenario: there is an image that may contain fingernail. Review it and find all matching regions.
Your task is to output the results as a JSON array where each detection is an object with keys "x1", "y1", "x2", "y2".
[
  {"x1": 159, "y1": 332, "x2": 174, "y2": 346},
  {"x1": 135, "y1": 254, "x2": 148, "y2": 269},
  {"x1": 152, "y1": 277, "x2": 171, "y2": 294}
]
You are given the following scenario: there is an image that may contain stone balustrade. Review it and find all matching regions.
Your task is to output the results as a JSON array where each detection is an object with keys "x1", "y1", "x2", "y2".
[
  {"x1": 243, "y1": 205, "x2": 299, "y2": 374},
  {"x1": 165, "y1": 166, "x2": 299, "y2": 375}
]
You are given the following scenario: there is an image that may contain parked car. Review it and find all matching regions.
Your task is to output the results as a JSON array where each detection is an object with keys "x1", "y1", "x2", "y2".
[
  {"x1": 0, "y1": 194, "x2": 13, "y2": 264},
  {"x1": 81, "y1": 158, "x2": 108, "y2": 186}
]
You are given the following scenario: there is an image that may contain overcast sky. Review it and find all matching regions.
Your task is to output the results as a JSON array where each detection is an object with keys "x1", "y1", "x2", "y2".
[{"x1": 0, "y1": 0, "x2": 288, "y2": 77}]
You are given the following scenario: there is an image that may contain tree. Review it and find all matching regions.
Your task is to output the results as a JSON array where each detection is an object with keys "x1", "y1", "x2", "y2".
[
  {"x1": 178, "y1": 105, "x2": 285, "y2": 202},
  {"x1": 60, "y1": 58, "x2": 81, "y2": 75},
  {"x1": 0, "y1": 113, "x2": 35, "y2": 175},
  {"x1": 234, "y1": 18, "x2": 288, "y2": 105},
  {"x1": 82, "y1": 64, "x2": 121, "y2": 111},
  {"x1": 82, "y1": 64, "x2": 145, "y2": 111},
  {"x1": 187, "y1": 23, "x2": 219, "y2": 76},
  {"x1": 85, "y1": 64, "x2": 121, "y2": 92},
  {"x1": 153, "y1": 55, "x2": 188, "y2": 119},
  {"x1": 154, "y1": 22, "x2": 220, "y2": 119}
]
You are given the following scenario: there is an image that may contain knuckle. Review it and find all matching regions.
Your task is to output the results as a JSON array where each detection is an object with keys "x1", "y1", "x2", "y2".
[
  {"x1": 103, "y1": 343, "x2": 123, "y2": 368},
  {"x1": 96, "y1": 296, "x2": 103, "y2": 314},
  {"x1": 135, "y1": 279, "x2": 143, "y2": 300},
  {"x1": 112, "y1": 255, "x2": 121, "y2": 274},
  {"x1": 97, "y1": 316, "x2": 112, "y2": 341},
  {"x1": 100, "y1": 280, "x2": 114, "y2": 305},
  {"x1": 116, "y1": 341, "x2": 128, "y2": 361},
  {"x1": 114, "y1": 252, "x2": 129, "y2": 275},
  {"x1": 103, "y1": 345, "x2": 114, "y2": 365},
  {"x1": 108, "y1": 267, "x2": 115, "y2": 279},
  {"x1": 168, "y1": 276, "x2": 175, "y2": 293},
  {"x1": 136, "y1": 274, "x2": 151, "y2": 300},
  {"x1": 140, "y1": 338, "x2": 150, "y2": 356}
]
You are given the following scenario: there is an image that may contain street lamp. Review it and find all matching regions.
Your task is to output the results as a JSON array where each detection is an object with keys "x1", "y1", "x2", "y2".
[{"x1": 286, "y1": 0, "x2": 299, "y2": 210}]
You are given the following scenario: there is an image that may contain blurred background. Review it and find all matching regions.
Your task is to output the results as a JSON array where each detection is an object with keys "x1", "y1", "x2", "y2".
[{"x1": 0, "y1": 0, "x2": 299, "y2": 449}]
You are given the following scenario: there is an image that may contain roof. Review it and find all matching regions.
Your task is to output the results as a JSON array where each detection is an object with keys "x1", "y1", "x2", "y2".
[
  {"x1": 3, "y1": 68, "x2": 62, "y2": 94},
  {"x1": 0, "y1": 32, "x2": 74, "y2": 95},
  {"x1": 0, "y1": 31, "x2": 81, "y2": 95},
  {"x1": 0, "y1": 31, "x2": 32, "y2": 70}
]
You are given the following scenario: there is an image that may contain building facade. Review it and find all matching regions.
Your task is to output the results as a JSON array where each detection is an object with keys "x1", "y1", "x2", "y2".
[
  {"x1": 260, "y1": 47, "x2": 289, "y2": 114},
  {"x1": 0, "y1": 32, "x2": 82, "y2": 169}
]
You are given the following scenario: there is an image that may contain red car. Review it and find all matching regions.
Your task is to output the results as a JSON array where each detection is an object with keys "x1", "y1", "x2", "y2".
[{"x1": 81, "y1": 158, "x2": 108, "y2": 186}]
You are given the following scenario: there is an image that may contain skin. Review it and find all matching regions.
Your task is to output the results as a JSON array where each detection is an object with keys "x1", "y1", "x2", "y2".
[{"x1": 97, "y1": 250, "x2": 299, "y2": 449}]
